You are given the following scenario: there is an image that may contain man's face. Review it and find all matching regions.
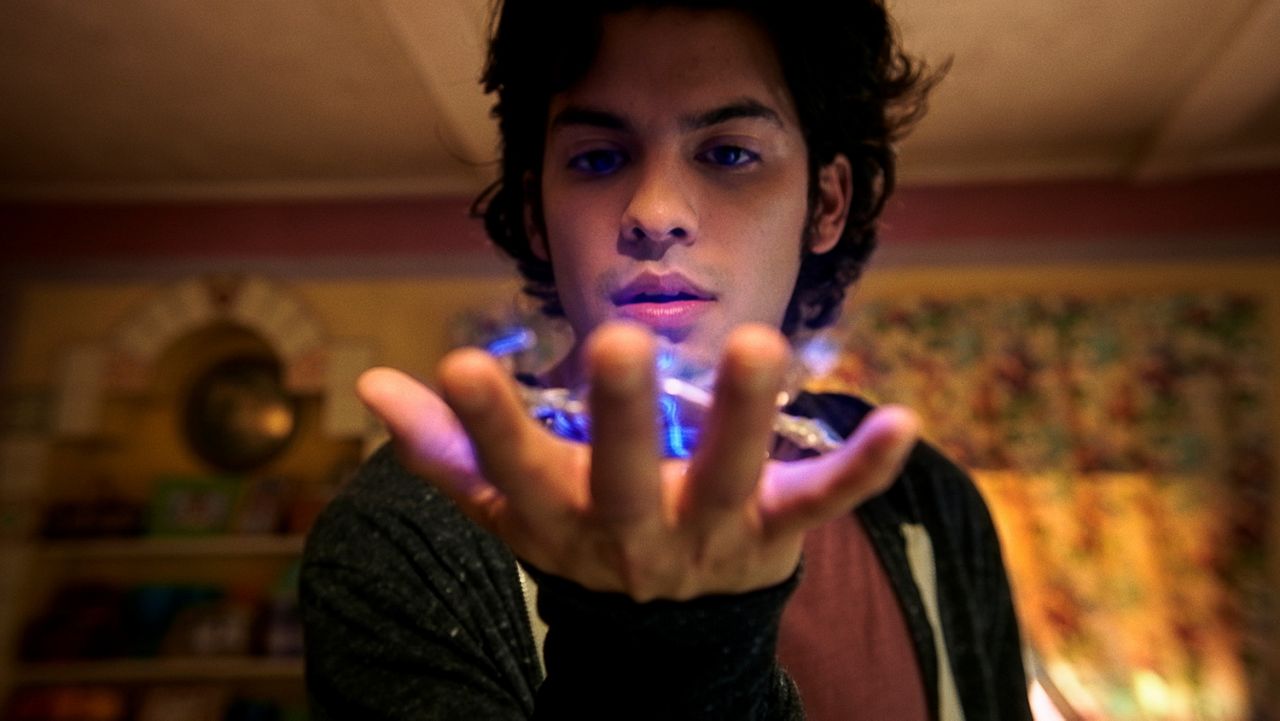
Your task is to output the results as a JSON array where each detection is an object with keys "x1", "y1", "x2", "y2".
[{"x1": 537, "y1": 8, "x2": 822, "y2": 376}]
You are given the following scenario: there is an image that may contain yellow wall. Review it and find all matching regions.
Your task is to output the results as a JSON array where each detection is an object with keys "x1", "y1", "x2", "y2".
[
  {"x1": 8, "y1": 260, "x2": 1277, "y2": 500},
  {"x1": 4, "y1": 274, "x2": 523, "y2": 389},
  {"x1": 2, "y1": 258, "x2": 1278, "y2": 710},
  {"x1": 10, "y1": 261, "x2": 1278, "y2": 386}
]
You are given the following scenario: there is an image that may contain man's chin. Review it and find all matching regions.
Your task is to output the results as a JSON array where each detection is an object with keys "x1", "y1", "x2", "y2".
[
  {"x1": 652, "y1": 325, "x2": 694, "y2": 344},
  {"x1": 654, "y1": 331, "x2": 722, "y2": 382},
  {"x1": 555, "y1": 318, "x2": 727, "y2": 387}
]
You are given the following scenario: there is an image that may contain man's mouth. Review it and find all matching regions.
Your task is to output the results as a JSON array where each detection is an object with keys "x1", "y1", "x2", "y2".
[
  {"x1": 621, "y1": 290, "x2": 706, "y2": 304},
  {"x1": 611, "y1": 271, "x2": 714, "y2": 305},
  {"x1": 611, "y1": 272, "x2": 716, "y2": 331}
]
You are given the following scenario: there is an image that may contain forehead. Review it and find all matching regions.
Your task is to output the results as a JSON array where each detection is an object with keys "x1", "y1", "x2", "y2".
[{"x1": 552, "y1": 8, "x2": 798, "y2": 126}]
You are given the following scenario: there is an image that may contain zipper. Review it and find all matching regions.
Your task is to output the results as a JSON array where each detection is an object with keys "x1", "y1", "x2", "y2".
[{"x1": 516, "y1": 561, "x2": 548, "y2": 679}]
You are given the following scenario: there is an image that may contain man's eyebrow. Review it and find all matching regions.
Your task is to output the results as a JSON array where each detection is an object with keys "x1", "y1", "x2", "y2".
[
  {"x1": 549, "y1": 106, "x2": 631, "y2": 132},
  {"x1": 682, "y1": 99, "x2": 783, "y2": 130},
  {"x1": 548, "y1": 100, "x2": 784, "y2": 133}
]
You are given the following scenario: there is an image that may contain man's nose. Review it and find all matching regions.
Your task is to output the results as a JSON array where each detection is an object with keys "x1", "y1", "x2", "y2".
[{"x1": 620, "y1": 160, "x2": 697, "y2": 257}]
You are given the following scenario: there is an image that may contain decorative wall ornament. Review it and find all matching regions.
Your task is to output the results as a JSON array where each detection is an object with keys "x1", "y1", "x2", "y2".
[
  {"x1": 51, "y1": 274, "x2": 372, "y2": 441},
  {"x1": 107, "y1": 275, "x2": 328, "y2": 394}
]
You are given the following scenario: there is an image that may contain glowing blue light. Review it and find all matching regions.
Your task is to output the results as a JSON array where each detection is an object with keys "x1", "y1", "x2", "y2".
[
  {"x1": 486, "y1": 328, "x2": 536, "y2": 357},
  {"x1": 797, "y1": 333, "x2": 840, "y2": 376},
  {"x1": 539, "y1": 407, "x2": 591, "y2": 444},
  {"x1": 655, "y1": 345, "x2": 678, "y2": 376},
  {"x1": 659, "y1": 394, "x2": 696, "y2": 459}
]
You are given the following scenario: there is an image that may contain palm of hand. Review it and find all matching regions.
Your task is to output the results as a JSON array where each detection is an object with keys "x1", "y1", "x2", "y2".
[{"x1": 358, "y1": 323, "x2": 919, "y2": 602}]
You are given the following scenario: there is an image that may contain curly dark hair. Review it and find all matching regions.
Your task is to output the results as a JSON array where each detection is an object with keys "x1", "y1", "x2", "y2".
[{"x1": 472, "y1": 0, "x2": 939, "y2": 336}]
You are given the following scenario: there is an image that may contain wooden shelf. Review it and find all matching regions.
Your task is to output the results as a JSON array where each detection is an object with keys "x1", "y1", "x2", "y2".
[
  {"x1": 14, "y1": 657, "x2": 304, "y2": 684},
  {"x1": 35, "y1": 535, "x2": 306, "y2": 560}
]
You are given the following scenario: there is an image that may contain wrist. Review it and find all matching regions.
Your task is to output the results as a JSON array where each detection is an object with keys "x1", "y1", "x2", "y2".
[{"x1": 526, "y1": 561, "x2": 801, "y2": 716}]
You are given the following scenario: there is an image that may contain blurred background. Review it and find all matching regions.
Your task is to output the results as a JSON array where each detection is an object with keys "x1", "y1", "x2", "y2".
[{"x1": 1, "y1": 1, "x2": 1277, "y2": 719}]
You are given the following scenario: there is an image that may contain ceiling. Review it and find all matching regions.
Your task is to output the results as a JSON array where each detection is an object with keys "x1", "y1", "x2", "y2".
[{"x1": 3, "y1": 0, "x2": 1279, "y2": 201}]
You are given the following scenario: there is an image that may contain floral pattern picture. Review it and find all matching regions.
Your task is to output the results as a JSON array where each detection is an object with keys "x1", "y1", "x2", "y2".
[{"x1": 812, "y1": 293, "x2": 1273, "y2": 720}]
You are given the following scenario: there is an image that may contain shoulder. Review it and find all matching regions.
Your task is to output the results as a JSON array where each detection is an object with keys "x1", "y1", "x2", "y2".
[
  {"x1": 299, "y1": 452, "x2": 542, "y2": 717},
  {"x1": 301, "y1": 443, "x2": 516, "y2": 596},
  {"x1": 892, "y1": 419, "x2": 1006, "y2": 584},
  {"x1": 306, "y1": 443, "x2": 457, "y2": 551},
  {"x1": 903, "y1": 438, "x2": 990, "y2": 521}
]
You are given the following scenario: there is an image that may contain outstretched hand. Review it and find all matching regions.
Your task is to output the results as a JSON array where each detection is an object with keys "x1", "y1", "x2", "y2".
[{"x1": 357, "y1": 322, "x2": 919, "y2": 602}]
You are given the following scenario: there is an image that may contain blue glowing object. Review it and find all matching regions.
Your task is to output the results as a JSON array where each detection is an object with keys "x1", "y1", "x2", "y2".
[
  {"x1": 658, "y1": 394, "x2": 697, "y2": 459},
  {"x1": 534, "y1": 404, "x2": 592, "y2": 444},
  {"x1": 510, "y1": 329, "x2": 842, "y2": 459},
  {"x1": 485, "y1": 328, "x2": 536, "y2": 357},
  {"x1": 528, "y1": 391, "x2": 699, "y2": 459}
]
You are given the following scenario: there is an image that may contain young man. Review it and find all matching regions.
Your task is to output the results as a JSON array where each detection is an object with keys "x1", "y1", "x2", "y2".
[{"x1": 301, "y1": 1, "x2": 1032, "y2": 719}]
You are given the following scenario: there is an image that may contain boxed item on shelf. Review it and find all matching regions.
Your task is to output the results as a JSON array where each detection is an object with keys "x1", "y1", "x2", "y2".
[
  {"x1": 3, "y1": 685, "x2": 127, "y2": 721},
  {"x1": 147, "y1": 476, "x2": 242, "y2": 537}
]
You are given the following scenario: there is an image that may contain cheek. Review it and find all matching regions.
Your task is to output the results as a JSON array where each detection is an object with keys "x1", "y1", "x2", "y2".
[
  {"x1": 542, "y1": 214, "x2": 612, "y2": 319},
  {"x1": 739, "y1": 195, "x2": 808, "y2": 317},
  {"x1": 542, "y1": 183, "x2": 614, "y2": 247},
  {"x1": 749, "y1": 253, "x2": 803, "y2": 317}
]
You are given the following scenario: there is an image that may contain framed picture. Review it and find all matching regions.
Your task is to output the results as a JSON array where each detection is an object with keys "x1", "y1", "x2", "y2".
[{"x1": 147, "y1": 475, "x2": 242, "y2": 536}]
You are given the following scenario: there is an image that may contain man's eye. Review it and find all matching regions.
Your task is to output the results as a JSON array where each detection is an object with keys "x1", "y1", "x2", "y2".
[
  {"x1": 698, "y1": 145, "x2": 760, "y2": 168},
  {"x1": 568, "y1": 149, "x2": 627, "y2": 175}
]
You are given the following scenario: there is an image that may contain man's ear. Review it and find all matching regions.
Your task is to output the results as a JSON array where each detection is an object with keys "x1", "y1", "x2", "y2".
[
  {"x1": 808, "y1": 154, "x2": 853, "y2": 255},
  {"x1": 523, "y1": 171, "x2": 550, "y2": 261}
]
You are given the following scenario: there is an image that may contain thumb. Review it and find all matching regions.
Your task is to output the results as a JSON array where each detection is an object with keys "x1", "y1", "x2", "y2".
[
  {"x1": 762, "y1": 405, "x2": 919, "y2": 534},
  {"x1": 356, "y1": 367, "x2": 478, "y2": 480}
]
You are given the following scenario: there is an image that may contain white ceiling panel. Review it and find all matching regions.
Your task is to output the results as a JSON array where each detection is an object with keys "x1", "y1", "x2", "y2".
[{"x1": 2, "y1": 0, "x2": 1278, "y2": 199}]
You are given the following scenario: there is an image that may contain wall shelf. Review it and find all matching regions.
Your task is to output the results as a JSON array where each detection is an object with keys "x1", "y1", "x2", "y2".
[
  {"x1": 14, "y1": 657, "x2": 303, "y2": 684},
  {"x1": 35, "y1": 535, "x2": 306, "y2": 560}
]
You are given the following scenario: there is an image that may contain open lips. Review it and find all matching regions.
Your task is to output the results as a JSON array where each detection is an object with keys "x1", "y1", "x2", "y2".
[
  {"x1": 611, "y1": 273, "x2": 717, "y2": 331},
  {"x1": 611, "y1": 271, "x2": 715, "y2": 306}
]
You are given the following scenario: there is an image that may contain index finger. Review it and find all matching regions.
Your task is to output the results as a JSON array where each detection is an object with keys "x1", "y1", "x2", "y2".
[{"x1": 438, "y1": 347, "x2": 573, "y2": 512}]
